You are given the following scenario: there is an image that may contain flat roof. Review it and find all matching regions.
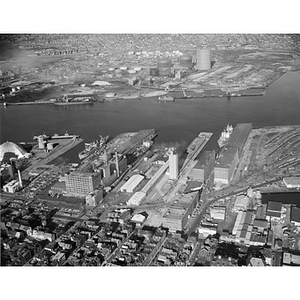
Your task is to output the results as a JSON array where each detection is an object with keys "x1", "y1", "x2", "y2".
[
  {"x1": 215, "y1": 146, "x2": 238, "y2": 168},
  {"x1": 227, "y1": 123, "x2": 252, "y2": 151},
  {"x1": 291, "y1": 206, "x2": 300, "y2": 223},
  {"x1": 267, "y1": 201, "x2": 282, "y2": 212},
  {"x1": 67, "y1": 171, "x2": 97, "y2": 177},
  {"x1": 283, "y1": 177, "x2": 300, "y2": 187},
  {"x1": 194, "y1": 150, "x2": 215, "y2": 170}
]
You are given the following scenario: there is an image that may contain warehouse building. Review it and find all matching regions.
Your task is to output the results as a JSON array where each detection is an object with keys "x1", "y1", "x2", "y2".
[
  {"x1": 266, "y1": 201, "x2": 282, "y2": 221},
  {"x1": 283, "y1": 177, "x2": 300, "y2": 189},
  {"x1": 233, "y1": 195, "x2": 250, "y2": 212},
  {"x1": 127, "y1": 191, "x2": 146, "y2": 206},
  {"x1": 120, "y1": 174, "x2": 145, "y2": 193},
  {"x1": 190, "y1": 150, "x2": 215, "y2": 182},
  {"x1": 291, "y1": 206, "x2": 300, "y2": 228},
  {"x1": 210, "y1": 206, "x2": 226, "y2": 221},
  {"x1": 162, "y1": 193, "x2": 198, "y2": 232},
  {"x1": 214, "y1": 146, "x2": 239, "y2": 184},
  {"x1": 214, "y1": 123, "x2": 252, "y2": 185},
  {"x1": 226, "y1": 123, "x2": 252, "y2": 158}
]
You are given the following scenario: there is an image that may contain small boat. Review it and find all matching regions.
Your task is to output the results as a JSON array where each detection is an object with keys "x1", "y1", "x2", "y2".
[{"x1": 158, "y1": 95, "x2": 174, "y2": 102}]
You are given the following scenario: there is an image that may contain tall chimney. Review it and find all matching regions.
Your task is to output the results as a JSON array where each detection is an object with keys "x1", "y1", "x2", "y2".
[
  {"x1": 115, "y1": 151, "x2": 119, "y2": 177},
  {"x1": 17, "y1": 170, "x2": 23, "y2": 187}
]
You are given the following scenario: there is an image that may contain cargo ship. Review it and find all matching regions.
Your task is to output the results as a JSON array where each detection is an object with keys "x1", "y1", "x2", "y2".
[
  {"x1": 54, "y1": 94, "x2": 94, "y2": 106},
  {"x1": 51, "y1": 132, "x2": 80, "y2": 139},
  {"x1": 158, "y1": 95, "x2": 175, "y2": 102},
  {"x1": 78, "y1": 135, "x2": 109, "y2": 160},
  {"x1": 217, "y1": 124, "x2": 233, "y2": 148}
]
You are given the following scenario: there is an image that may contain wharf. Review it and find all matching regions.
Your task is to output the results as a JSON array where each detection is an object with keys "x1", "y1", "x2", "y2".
[
  {"x1": 181, "y1": 132, "x2": 213, "y2": 172},
  {"x1": 22, "y1": 138, "x2": 84, "y2": 179}
]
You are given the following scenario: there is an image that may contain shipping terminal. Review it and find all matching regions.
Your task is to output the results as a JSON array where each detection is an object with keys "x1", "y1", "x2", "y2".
[{"x1": 1, "y1": 123, "x2": 300, "y2": 267}]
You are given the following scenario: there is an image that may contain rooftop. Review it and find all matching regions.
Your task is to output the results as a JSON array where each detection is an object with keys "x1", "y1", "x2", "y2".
[
  {"x1": 215, "y1": 146, "x2": 238, "y2": 168},
  {"x1": 227, "y1": 123, "x2": 252, "y2": 153},
  {"x1": 291, "y1": 206, "x2": 300, "y2": 223},
  {"x1": 194, "y1": 150, "x2": 215, "y2": 170},
  {"x1": 267, "y1": 201, "x2": 282, "y2": 212}
]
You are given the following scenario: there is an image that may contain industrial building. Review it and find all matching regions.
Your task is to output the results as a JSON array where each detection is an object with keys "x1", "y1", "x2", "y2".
[
  {"x1": 120, "y1": 174, "x2": 145, "y2": 193},
  {"x1": 196, "y1": 48, "x2": 211, "y2": 70},
  {"x1": 65, "y1": 172, "x2": 101, "y2": 198},
  {"x1": 111, "y1": 129, "x2": 157, "y2": 155},
  {"x1": 168, "y1": 147, "x2": 178, "y2": 180},
  {"x1": 85, "y1": 189, "x2": 103, "y2": 207},
  {"x1": 290, "y1": 206, "x2": 300, "y2": 228},
  {"x1": 3, "y1": 179, "x2": 22, "y2": 193},
  {"x1": 266, "y1": 201, "x2": 282, "y2": 220},
  {"x1": 127, "y1": 191, "x2": 146, "y2": 206},
  {"x1": 214, "y1": 146, "x2": 239, "y2": 184},
  {"x1": 209, "y1": 206, "x2": 226, "y2": 220},
  {"x1": 190, "y1": 150, "x2": 215, "y2": 182},
  {"x1": 233, "y1": 195, "x2": 250, "y2": 212},
  {"x1": 214, "y1": 123, "x2": 252, "y2": 184},
  {"x1": 226, "y1": 123, "x2": 253, "y2": 158},
  {"x1": 162, "y1": 193, "x2": 198, "y2": 232},
  {"x1": 283, "y1": 177, "x2": 300, "y2": 189}
]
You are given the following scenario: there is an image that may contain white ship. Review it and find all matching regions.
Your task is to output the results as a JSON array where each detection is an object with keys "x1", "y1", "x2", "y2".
[
  {"x1": 78, "y1": 135, "x2": 109, "y2": 160},
  {"x1": 217, "y1": 124, "x2": 233, "y2": 148}
]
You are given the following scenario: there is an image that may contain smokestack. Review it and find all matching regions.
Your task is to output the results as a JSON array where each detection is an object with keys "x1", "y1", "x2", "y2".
[
  {"x1": 115, "y1": 151, "x2": 119, "y2": 177},
  {"x1": 17, "y1": 170, "x2": 23, "y2": 187},
  {"x1": 103, "y1": 147, "x2": 108, "y2": 164}
]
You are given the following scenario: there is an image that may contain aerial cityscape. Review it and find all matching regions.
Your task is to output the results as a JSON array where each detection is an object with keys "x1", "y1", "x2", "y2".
[{"x1": 1, "y1": 33, "x2": 300, "y2": 267}]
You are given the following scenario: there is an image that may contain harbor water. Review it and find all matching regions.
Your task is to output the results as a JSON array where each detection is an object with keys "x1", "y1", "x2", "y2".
[{"x1": 1, "y1": 71, "x2": 300, "y2": 164}]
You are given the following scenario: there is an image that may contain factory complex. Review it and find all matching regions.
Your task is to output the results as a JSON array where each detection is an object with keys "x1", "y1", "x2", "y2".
[
  {"x1": 1, "y1": 123, "x2": 300, "y2": 266},
  {"x1": 2, "y1": 34, "x2": 300, "y2": 108}
]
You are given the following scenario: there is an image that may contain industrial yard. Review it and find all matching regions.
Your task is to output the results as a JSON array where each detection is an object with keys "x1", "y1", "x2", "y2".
[{"x1": 1, "y1": 34, "x2": 300, "y2": 106}]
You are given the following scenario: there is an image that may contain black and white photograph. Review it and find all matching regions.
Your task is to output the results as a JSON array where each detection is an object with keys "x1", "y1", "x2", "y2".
[{"x1": 1, "y1": 1, "x2": 299, "y2": 299}]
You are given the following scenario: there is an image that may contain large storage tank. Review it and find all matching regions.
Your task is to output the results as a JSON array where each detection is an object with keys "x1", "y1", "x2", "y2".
[
  {"x1": 179, "y1": 54, "x2": 193, "y2": 69},
  {"x1": 150, "y1": 68, "x2": 159, "y2": 77},
  {"x1": 196, "y1": 48, "x2": 211, "y2": 70},
  {"x1": 158, "y1": 68, "x2": 171, "y2": 77},
  {"x1": 157, "y1": 58, "x2": 172, "y2": 69}
]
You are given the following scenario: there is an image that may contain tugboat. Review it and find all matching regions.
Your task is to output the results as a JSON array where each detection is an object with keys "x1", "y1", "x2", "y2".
[{"x1": 217, "y1": 124, "x2": 233, "y2": 148}]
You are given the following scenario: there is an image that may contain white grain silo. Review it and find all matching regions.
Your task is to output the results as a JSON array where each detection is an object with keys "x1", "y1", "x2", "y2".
[{"x1": 196, "y1": 48, "x2": 211, "y2": 70}]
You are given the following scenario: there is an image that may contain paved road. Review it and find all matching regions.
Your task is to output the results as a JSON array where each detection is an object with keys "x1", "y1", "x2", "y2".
[{"x1": 185, "y1": 177, "x2": 283, "y2": 236}]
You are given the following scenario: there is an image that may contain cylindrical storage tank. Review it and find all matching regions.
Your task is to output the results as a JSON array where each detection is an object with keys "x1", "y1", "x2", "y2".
[
  {"x1": 120, "y1": 66, "x2": 128, "y2": 70},
  {"x1": 157, "y1": 58, "x2": 172, "y2": 69},
  {"x1": 158, "y1": 67, "x2": 170, "y2": 77},
  {"x1": 47, "y1": 142, "x2": 54, "y2": 151},
  {"x1": 150, "y1": 68, "x2": 159, "y2": 76},
  {"x1": 108, "y1": 67, "x2": 115, "y2": 72},
  {"x1": 179, "y1": 54, "x2": 193, "y2": 69},
  {"x1": 196, "y1": 48, "x2": 211, "y2": 70}
]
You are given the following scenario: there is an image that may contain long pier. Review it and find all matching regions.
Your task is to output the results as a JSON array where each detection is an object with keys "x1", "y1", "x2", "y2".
[{"x1": 180, "y1": 132, "x2": 213, "y2": 173}]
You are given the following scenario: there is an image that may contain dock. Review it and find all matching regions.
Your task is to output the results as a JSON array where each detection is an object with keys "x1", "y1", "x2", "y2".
[{"x1": 181, "y1": 132, "x2": 213, "y2": 172}]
